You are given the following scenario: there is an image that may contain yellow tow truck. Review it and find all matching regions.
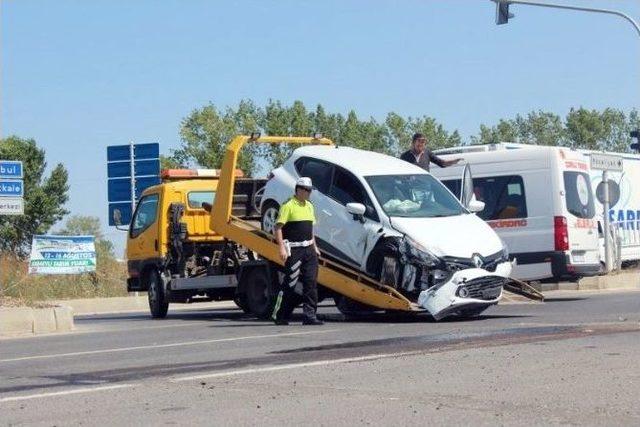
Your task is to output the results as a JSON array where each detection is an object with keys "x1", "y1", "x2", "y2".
[{"x1": 126, "y1": 134, "x2": 542, "y2": 319}]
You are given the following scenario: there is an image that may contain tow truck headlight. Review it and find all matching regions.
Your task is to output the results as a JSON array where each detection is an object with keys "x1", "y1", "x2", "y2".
[{"x1": 403, "y1": 236, "x2": 442, "y2": 267}]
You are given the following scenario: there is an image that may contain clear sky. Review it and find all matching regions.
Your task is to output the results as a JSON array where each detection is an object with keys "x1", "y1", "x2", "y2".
[{"x1": 2, "y1": 0, "x2": 639, "y2": 254}]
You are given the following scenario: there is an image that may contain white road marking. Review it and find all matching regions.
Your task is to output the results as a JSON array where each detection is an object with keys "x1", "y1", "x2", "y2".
[
  {"x1": 0, "y1": 384, "x2": 135, "y2": 403},
  {"x1": 171, "y1": 350, "x2": 423, "y2": 383},
  {"x1": 0, "y1": 329, "x2": 338, "y2": 363}
]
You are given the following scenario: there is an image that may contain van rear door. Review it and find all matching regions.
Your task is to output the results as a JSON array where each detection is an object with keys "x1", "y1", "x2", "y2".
[{"x1": 559, "y1": 154, "x2": 600, "y2": 274}]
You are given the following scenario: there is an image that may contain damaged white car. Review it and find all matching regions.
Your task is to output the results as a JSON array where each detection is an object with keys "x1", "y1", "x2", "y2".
[{"x1": 260, "y1": 145, "x2": 512, "y2": 320}]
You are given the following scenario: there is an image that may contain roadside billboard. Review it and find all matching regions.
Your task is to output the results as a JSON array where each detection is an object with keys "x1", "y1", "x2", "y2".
[{"x1": 28, "y1": 235, "x2": 97, "y2": 275}]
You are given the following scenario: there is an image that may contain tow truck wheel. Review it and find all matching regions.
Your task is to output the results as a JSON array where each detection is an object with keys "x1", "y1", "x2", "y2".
[
  {"x1": 261, "y1": 200, "x2": 280, "y2": 235},
  {"x1": 334, "y1": 295, "x2": 377, "y2": 318},
  {"x1": 147, "y1": 269, "x2": 168, "y2": 319},
  {"x1": 243, "y1": 266, "x2": 277, "y2": 319}
]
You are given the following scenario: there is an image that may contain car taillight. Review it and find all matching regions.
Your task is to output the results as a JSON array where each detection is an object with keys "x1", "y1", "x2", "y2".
[{"x1": 554, "y1": 216, "x2": 569, "y2": 251}]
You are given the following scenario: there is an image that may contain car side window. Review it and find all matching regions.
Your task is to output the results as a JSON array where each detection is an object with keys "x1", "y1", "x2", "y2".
[
  {"x1": 299, "y1": 158, "x2": 332, "y2": 193},
  {"x1": 329, "y1": 167, "x2": 379, "y2": 221},
  {"x1": 130, "y1": 194, "x2": 159, "y2": 238}
]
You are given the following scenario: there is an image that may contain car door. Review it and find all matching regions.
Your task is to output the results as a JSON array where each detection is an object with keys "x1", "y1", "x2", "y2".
[{"x1": 323, "y1": 166, "x2": 381, "y2": 268}]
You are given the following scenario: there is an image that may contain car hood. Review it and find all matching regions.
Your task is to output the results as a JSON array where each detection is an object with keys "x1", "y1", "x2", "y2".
[{"x1": 389, "y1": 213, "x2": 503, "y2": 258}]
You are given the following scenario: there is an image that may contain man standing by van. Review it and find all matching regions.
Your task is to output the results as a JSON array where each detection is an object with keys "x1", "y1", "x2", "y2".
[
  {"x1": 400, "y1": 133, "x2": 462, "y2": 171},
  {"x1": 272, "y1": 177, "x2": 323, "y2": 326}
]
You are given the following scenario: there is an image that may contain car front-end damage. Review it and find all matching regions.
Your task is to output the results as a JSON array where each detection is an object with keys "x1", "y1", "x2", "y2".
[{"x1": 395, "y1": 236, "x2": 512, "y2": 320}]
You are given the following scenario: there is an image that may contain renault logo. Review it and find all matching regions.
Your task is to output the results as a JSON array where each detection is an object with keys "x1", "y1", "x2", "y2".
[{"x1": 472, "y1": 254, "x2": 483, "y2": 268}]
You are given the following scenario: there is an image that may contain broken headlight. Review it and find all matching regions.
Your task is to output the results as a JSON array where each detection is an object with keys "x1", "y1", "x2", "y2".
[
  {"x1": 400, "y1": 236, "x2": 442, "y2": 268},
  {"x1": 499, "y1": 238, "x2": 510, "y2": 262}
]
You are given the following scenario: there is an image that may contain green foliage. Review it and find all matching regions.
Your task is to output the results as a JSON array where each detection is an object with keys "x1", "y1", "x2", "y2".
[
  {"x1": 473, "y1": 108, "x2": 638, "y2": 152},
  {"x1": 171, "y1": 100, "x2": 459, "y2": 173},
  {"x1": 0, "y1": 136, "x2": 69, "y2": 257}
]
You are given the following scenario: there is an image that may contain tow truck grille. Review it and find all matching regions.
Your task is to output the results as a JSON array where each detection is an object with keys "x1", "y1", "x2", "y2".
[{"x1": 458, "y1": 276, "x2": 506, "y2": 300}]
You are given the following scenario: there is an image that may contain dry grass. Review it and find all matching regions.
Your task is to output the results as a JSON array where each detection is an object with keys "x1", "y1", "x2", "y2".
[{"x1": 0, "y1": 253, "x2": 128, "y2": 305}]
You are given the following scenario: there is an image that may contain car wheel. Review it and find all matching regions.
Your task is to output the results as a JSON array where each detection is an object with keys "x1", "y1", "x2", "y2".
[
  {"x1": 379, "y1": 256, "x2": 400, "y2": 287},
  {"x1": 147, "y1": 269, "x2": 168, "y2": 319},
  {"x1": 261, "y1": 200, "x2": 280, "y2": 235}
]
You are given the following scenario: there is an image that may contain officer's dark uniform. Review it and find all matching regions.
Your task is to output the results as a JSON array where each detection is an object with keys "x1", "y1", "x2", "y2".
[
  {"x1": 271, "y1": 197, "x2": 320, "y2": 323},
  {"x1": 400, "y1": 148, "x2": 446, "y2": 172}
]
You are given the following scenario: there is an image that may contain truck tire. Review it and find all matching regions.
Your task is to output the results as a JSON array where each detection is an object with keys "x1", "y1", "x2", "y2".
[
  {"x1": 261, "y1": 200, "x2": 280, "y2": 235},
  {"x1": 242, "y1": 266, "x2": 278, "y2": 319},
  {"x1": 147, "y1": 269, "x2": 168, "y2": 319},
  {"x1": 333, "y1": 295, "x2": 377, "y2": 318}
]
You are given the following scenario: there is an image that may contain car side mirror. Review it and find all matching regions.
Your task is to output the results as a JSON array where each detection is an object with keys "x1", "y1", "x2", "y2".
[
  {"x1": 346, "y1": 202, "x2": 366, "y2": 222},
  {"x1": 468, "y1": 197, "x2": 485, "y2": 213}
]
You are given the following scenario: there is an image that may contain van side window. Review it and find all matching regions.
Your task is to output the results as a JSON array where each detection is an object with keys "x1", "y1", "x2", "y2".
[
  {"x1": 477, "y1": 176, "x2": 527, "y2": 220},
  {"x1": 130, "y1": 194, "x2": 159, "y2": 238},
  {"x1": 299, "y1": 158, "x2": 332, "y2": 194},
  {"x1": 329, "y1": 168, "x2": 379, "y2": 221},
  {"x1": 442, "y1": 176, "x2": 528, "y2": 221}
]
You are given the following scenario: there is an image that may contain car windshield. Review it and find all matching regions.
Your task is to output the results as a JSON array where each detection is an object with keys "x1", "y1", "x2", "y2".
[{"x1": 365, "y1": 174, "x2": 466, "y2": 218}]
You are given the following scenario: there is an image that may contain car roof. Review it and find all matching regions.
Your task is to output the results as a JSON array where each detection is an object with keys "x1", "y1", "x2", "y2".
[{"x1": 291, "y1": 145, "x2": 428, "y2": 176}]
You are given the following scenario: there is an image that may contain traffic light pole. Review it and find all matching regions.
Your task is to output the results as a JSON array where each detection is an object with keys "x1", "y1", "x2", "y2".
[{"x1": 493, "y1": 1, "x2": 640, "y2": 38}]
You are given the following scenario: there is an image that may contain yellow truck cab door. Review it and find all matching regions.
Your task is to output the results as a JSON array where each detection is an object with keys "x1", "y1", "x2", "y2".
[{"x1": 128, "y1": 192, "x2": 162, "y2": 262}]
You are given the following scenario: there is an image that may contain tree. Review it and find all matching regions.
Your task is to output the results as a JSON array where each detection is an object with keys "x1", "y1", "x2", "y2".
[
  {"x1": 0, "y1": 136, "x2": 69, "y2": 257},
  {"x1": 57, "y1": 215, "x2": 114, "y2": 260}
]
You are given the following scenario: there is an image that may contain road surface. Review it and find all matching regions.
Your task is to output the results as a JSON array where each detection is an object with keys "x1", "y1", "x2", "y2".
[{"x1": 1, "y1": 289, "x2": 639, "y2": 426}]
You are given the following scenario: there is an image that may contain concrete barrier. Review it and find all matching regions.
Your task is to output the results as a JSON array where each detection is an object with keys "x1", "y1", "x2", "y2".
[
  {"x1": 52, "y1": 296, "x2": 237, "y2": 316},
  {"x1": 578, "y1": 269, "x2": 640, "y2": 291},
  {"x1": 0, "y1": 305, "x2": 74, "y2": 337}
]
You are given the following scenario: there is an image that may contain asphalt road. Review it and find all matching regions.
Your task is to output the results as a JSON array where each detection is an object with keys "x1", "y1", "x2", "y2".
[{"x1": 1, "y1": 290, "x2": 639, "y2": 426}]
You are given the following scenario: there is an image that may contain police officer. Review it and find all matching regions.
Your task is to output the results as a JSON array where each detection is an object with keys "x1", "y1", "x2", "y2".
[
  {"x1": 400, "y1": 133, "x2": 463, "y2": 171},
  {"x1": 272, "y1": 177, "x2": 323, "y2": 326}
]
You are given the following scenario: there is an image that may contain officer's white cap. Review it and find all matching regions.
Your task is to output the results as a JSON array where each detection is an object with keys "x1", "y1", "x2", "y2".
[{"x1": 295, "y1": 177, "x2": 313, "y2": 189}]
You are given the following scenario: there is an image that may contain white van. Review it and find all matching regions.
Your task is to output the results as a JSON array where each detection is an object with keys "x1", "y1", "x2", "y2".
[
  {"x1": 579, "y1": 149, "x2": 640, "y2": 264},
  {"x1": 431, "y1": 143, "x2": 600, "y2": 281}
]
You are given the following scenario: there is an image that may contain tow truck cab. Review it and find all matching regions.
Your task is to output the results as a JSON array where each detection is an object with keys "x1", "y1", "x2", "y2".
[{"x1": 125, "y1": 169, "x2": 266, "y2": 314}]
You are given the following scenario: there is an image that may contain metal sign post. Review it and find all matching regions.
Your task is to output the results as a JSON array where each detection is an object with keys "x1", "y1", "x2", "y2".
[{"x1": 590, "y1": 153, "x2": 624, "y2": 274}]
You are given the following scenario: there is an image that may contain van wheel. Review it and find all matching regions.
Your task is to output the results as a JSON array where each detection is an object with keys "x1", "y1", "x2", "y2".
[
  {"x1": 261, "y1": 200, "x2": 280, "y2": 235},
  {"x1": 147, "y1": 270, "x2": 168, "y2": 319}
]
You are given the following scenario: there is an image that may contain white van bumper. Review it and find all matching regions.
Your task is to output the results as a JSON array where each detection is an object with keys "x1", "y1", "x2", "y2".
[{"x1": 418, "y1": 263, "x2": 512, "y2": 320}]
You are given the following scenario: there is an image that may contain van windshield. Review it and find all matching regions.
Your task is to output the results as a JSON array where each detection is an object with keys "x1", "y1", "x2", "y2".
[
  {"x1": 365, "y1": 174, "x2": 466, "y2": 218},
  {"x1": 563, "y1": 171, "x2": 595, "y2": 219}
]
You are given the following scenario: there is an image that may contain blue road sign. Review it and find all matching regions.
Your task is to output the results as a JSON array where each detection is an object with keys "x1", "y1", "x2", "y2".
[
  {"x1": 107, "y1": 143, "x2": 159, "y2": 225},
  {"x1": 135, "y1": 159, "x2": 160, "y2": 176},
  {"x1": 108, "y1": 202, "x2": 132, "y2": 226},
  {"x1": 134, "y1": 143, "x2": 160, "y2": 160},
  {"x1": 0, "y1": 161, "x2": 23, "y2": 179},
  {"x1": 108, "y1": 178, "x2": 132, "y2": 202},
  {"x1": 135, "y1": 176, "x2": 161, "y2": 198},
  {"x1": 107, "y1": 145, "x2": 131, "y2": 162},
  {"x1": 107, "y1": 162, "x2": 131, "y2": 178},
  {"x1": 0, "y1": 180, "x2": 23, "y2": 197}
]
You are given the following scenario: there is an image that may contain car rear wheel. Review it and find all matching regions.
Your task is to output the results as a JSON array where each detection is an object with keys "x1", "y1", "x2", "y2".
[{"x1": 261, "y1": 200, "x2": 280, "y2": 235}]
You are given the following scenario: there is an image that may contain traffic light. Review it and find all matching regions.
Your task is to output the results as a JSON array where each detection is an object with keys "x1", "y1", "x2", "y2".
[
  {"x1": 494, "y1": 0, "x2": 514, "y2": 25},
  {"x1": 631, "y1": 129, "x2": 640, "y2": 152}
]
